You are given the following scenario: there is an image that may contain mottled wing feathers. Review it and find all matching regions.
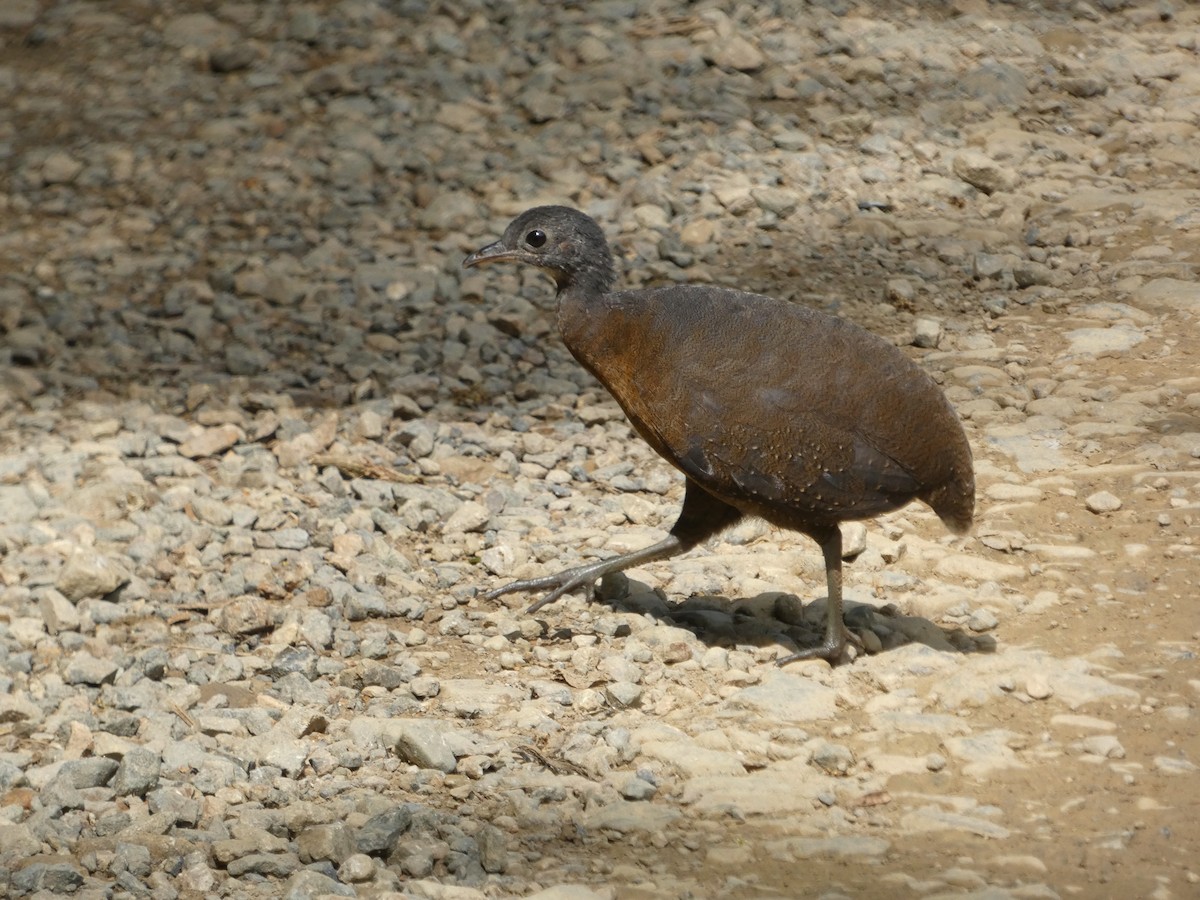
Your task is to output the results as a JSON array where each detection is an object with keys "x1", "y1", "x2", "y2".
[{"x1": 669, "y1": 402, "x2": 925, "y2": 526}]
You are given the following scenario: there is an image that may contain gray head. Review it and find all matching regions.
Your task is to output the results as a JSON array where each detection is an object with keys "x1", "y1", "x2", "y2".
[{"x1": 463, "y1": 205, "x2": 616, "y2": 295}]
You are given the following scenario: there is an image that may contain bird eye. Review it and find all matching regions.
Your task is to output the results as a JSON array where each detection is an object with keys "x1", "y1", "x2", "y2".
[{"x1": 525, "y1": 229, "x2": 547, "y2": 248}]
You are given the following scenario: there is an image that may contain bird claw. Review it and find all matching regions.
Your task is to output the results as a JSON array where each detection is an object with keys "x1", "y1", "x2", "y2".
[
  {"x1": 480, "y1": 565, "x2": 600, "y2": 614},
  {"x1": 776, "y1": 627, "x2": 863, "y2": 667}
]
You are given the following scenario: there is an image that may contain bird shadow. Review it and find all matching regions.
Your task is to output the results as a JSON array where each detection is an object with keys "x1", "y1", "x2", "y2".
[{"x1": 533, "y1": 574, "x2": 997, "y2": 663}]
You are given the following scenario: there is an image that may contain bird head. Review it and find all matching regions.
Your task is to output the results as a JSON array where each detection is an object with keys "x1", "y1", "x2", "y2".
[{"x1": 463, "y1": 205, "x2": 615, "y2": 294}]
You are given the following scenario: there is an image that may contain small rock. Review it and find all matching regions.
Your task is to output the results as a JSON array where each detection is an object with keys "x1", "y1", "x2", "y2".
[
  {"x1": 226, "y1": 852, "x2": 301, "y2": 878},
  {"x1": 1085, "y1": 491, "x2": 1122, "y2": 513},
  {"x1": 912, "y1": 317, "x2": 942, "y2": 349},
  {"x1": 288, "y1": 8, "x2": 321, "y2": 42},
  {"x1": 477, "y1": 824, "x2": 508, "y2": 874},
  {"x1": 1154, "y1": 756, "x2": 1199, "y2": 775},
  {"x1": 751, "y1": 187, "x2": 798, "y2": 217},
  {"x1": 479, "y1": 544, "x2": 515, "y2": 577},
  {"x1": 410, "y1": 676, "x2": 441, "y2": 700},
  {"x1": 41, "y1": 151, "x2": 84, "y2": 185},
  {"x1": 12, "y1": 860, "x2": 85, "y2": 895},
  {"x1": 57, "y1": 549, "x2": 125, "y2": 601},
  {"x1": 811, "y1": 742, "x2": 855, "y2": 776},
  {"x1": 953, "y1": 150, "x2": 1018, "y2": 194},
  {"x1": 112, "y1": 748, "x2": 161, "y2": 797},
  {"x1": 394, "y1": 721, "x2": 457, "y2": 773},
  {"x1": 967, "y1": 608, "x2": 999, "y2": 632},
  {"x1": 1025, "y1": 675, "x2": 1054, "y2": 700},
  {"x1": 283, "y1": 868, "x2": 355, "y2": 899},
  {"x1": 619, "y1": 775, "x2": 658, "y2": 801},
  {"x1": 64, "y1": 651, "x2": 119, "y2": 686},
  {"x1": 842, "y1": 522, "x2": 868, "y2": 558},
  {"x1": 605, "y1": 681, "x2": 643, "y2": 708},
  {"x1": 179, "y1": 424, "x2": 242, "y2": 458},
  {"x1": 356, "y1": 806, "x2": 413, "y2": 855},
  {"x1": 338, "y1": 853, "x2": 377, "y2": 883},
  {"x1": 57, "y1": 758, "x2": 120, "y2": 788},
  {"x1": 38, "y1": 589, "x2": 80, "y2": 633},
  {"x1": 444, "y1": 500, "x2": 490, "y2": 535},
  {"x1": 219, "y1": 596, "x2": 275, "y2": 635},
  {"x1": 1082, "y1": 735, "x2": 1125, "y2": 759},
  {"x1": 110, "y1": 843, "x2": 152, "y2": 877},
  {"x1": 209, "y1": 43, "x2": 256, "y2": 73},
  {"x1": 298, "y1": 823, "x2": 355, "y2": 865},
  {"x1": 1061, "y1": 76, "x2": 1108, "y2": 98},
  {"x1": 707, "y1": 34, "x2": 765, "y2": 71}
]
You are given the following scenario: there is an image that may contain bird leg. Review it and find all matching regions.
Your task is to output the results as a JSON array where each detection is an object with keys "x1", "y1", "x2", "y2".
[
  {"x1": 482, "y1": 535, "x2": 687, "y2": 613},
  {"x1": 482, "y1": 480, "x2": 742, "y2": 614},
  {"x1": 776, "y1": 527, "x2": 859, "y2": 665}
]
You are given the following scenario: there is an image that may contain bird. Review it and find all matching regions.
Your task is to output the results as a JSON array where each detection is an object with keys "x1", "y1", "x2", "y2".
[{"x1": 463, "y1": 205, "x2": 974, "y2": 664}]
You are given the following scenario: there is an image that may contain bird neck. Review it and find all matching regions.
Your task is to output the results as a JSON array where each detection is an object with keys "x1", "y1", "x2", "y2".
[{"x1": 552, "y1": 245, "x2": 616, "y2": 298}]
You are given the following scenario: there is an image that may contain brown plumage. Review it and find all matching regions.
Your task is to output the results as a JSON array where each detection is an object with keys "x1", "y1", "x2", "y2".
[{"x1": 464, "y1": 205, "x2": 974, "y2": 663}]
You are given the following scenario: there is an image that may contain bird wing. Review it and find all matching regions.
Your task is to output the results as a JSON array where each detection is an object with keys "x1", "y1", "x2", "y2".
[{"x1": 670, "y1": 387, "x2": 925, "y2": 523}]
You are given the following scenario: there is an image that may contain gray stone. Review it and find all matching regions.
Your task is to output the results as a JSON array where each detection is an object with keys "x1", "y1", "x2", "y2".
[
  {"x1": 0, "y1": 825, "x2": 41, "y2": 866},
  {"x1": 618, "y1": 775, "x2": 658, "y2": 801},
  {"x1": 64, "y1": 650, "x2": 119, "y2": 685},
  {"x1": 476, "y1": 824, "x2": 508, "y2": 874},
  {"x1": 912, "y1": 317, "x2": 942, "y2": 349},
  {"x1": 111, "y1": 842, "x2": 153, "y2": 877},
  {"x1": 394, "y1": 721, "x2": 457, "y2": 773},
  {"x1": 706, "y1": 34, "x2": 765, "y2": 71},
  {"x1": 298, "y1": 822, "x2": 356, "y2": 864},
  {"x1": 112, "y1": 748, "x2": 161, "y2": 797},
  {"x1": 1085, "y1": 491, "x2": 1122, "y2": 513},
  {"x1": 57, "y1": 549, "x2": 126, "y2": 601},
  {"x1": 443, "y1": 500, "x2": 490, "y2": 534},
  {"x1": 38, "y1": 588, "x2": 80, "y2": 633},
  {"x1": 178, "y1": 423, "x2": 242, "y2": 458},
  {"x1": 338, "y1": 852, "x2": 377, "y2": 882},
  {"x1": 41, "y1": 151, "x2": 84, "y2": 185},
  {"x1": 226, "y1": 852, "x2": 302, "y2": 878},
  {"x1": 953, "y1": 150, "x2": 1018, "y2": 194},
  {"x1": 1081, "y1": 735, "x2": 1125, "y2": 759},
  {"x1": 11, "y1": 860, "x2": 85, "y2": 894},
  {"x1": 967, "y1": 608, "x2": 999, "y2": 632},
  {"x1": 357, "y1": 806, "x2": 414, "y2": 855},
  {"x1": 283, "y1": 868, "x2": 356, "y2": 899}
]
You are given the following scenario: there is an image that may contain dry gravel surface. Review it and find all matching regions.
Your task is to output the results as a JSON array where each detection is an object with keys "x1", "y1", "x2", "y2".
[{"x1": 2, "y1": 0, "x2": 1199, "y2": 898}]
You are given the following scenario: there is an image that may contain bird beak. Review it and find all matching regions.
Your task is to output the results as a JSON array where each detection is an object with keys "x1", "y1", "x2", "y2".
[{"x1": 463, "y1": 241, "x2": 520, "y2": 269}]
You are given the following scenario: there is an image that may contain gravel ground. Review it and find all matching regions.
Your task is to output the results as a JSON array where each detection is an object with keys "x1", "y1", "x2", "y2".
[{"x1": 2, "y1": 0, "x2": 1199, "y2": 898}]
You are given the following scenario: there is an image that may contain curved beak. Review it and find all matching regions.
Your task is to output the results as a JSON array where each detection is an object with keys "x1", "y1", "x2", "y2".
[{"x1": 463, "y1": 241, "x2": 520, "y2": 269}]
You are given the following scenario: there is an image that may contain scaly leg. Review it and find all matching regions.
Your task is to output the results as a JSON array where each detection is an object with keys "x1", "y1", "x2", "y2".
[
  {"x1": 482, "y1": 480, "x2": 743, "y2": 615},
  {"x1": 776, "y1": 526, "x2": 858, "y2": 665},
  {"x1": 484, "y1": 535, "x2": 686, "y2": 613}
]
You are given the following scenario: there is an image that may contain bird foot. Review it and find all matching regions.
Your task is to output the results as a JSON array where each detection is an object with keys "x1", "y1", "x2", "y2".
[
  {"x1": 481, "y1": 564, "x2": 601, "y2": 614},
  {"x1": 776, "y1": 628, "x2": 863, "y2": 667}
]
